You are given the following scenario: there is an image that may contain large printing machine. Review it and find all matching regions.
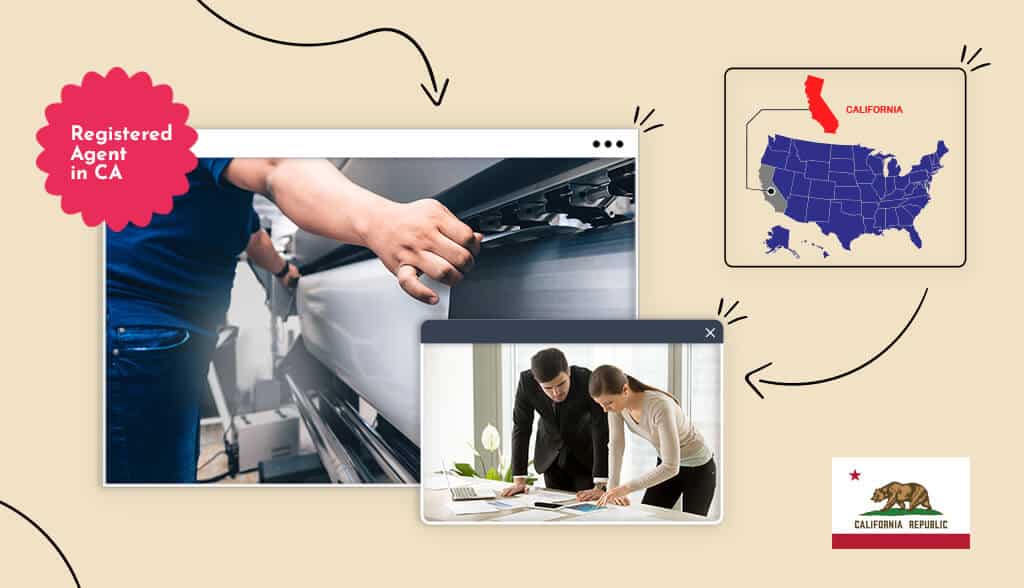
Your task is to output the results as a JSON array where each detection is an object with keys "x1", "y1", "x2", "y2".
[{"x1": 255, "y1": 157, "x2": 636, "y2": 483}]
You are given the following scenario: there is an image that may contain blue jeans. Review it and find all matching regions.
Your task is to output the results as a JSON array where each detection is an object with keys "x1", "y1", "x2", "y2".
[{"x1": 106, "y1": 323, "x2": 215, "y2": 483}]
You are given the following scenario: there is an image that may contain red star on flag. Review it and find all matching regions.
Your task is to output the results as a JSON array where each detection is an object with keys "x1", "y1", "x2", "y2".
[{"x1": 849, "y1": 469, "x2": 861, "y2": 481}]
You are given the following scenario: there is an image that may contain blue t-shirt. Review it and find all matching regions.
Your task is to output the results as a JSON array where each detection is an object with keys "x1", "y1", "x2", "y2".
[{"x1": 106, "y1": 158, "x2": 261, "y2": 335}]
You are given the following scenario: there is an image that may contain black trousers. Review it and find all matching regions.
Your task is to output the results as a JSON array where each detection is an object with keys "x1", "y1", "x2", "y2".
[
  {"x1": 642, "y1": 457, "x2": 717, "y2": 516},
  {"x1": 542, "y1": 451, "x2": 594, "y2": 492}
]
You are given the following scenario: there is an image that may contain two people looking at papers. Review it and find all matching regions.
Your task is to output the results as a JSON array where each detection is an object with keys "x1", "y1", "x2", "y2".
[{"x1": 501, "y1": 348, "x2": 716, "y2": 516}]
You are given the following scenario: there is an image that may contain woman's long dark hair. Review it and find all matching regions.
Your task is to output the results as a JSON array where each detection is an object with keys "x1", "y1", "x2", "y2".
[{"x1": 589, "y1": 364, "x2": 665, "y2": 398}]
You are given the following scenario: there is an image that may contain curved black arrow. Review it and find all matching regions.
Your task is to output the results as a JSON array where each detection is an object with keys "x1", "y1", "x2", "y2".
[
  {"x1": 1, "y1": 500, "x2": 81, "y2": 587},
  {"x1": 746, "y1": 288, "x2": 928, "y2": 399},
  {"x1": 194, "y1": 1, "x2": 450, "y2": 106}
]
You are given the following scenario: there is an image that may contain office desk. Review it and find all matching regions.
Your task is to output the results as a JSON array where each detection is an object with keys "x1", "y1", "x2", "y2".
[{"x1": 422, "y1": 476, "x2": 708, "y2": 524}]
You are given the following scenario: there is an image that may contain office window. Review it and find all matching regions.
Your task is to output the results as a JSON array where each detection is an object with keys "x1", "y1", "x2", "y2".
[
  {"x1": 686, "y1": 344, "x2": 721, "y2": 461},
  {"x1": 421, "y1": 344, "x2": 475, "y2": 474},
  {"x1": 678, "y1": 343, "x2": 722, "y2": 518}
]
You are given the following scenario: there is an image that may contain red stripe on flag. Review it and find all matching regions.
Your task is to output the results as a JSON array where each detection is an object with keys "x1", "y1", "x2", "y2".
[{"x1": 832, "y1": 534, "x2": 970, "y2": 549}]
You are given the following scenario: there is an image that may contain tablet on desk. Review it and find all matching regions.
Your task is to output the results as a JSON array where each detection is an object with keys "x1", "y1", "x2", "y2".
[{"x1": 564, "y1": 503, "x2": 605, "y2": 514}]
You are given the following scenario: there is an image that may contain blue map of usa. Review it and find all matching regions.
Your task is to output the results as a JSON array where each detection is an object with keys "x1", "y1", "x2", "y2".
[{"x1": 758, "y1": 134, "x2": 948, "y2": 250}]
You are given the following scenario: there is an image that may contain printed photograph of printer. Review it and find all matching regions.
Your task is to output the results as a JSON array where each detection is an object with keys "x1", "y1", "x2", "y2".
[
  {"x1": 419, "y1": 320, "x2": 723, "y2": 524},
  {"x1": 104, "y1": 153, "x2": 637, "y2": 485}
]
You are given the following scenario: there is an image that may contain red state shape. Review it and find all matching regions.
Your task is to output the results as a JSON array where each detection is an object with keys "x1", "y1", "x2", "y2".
[{"x1": 804, "y1": 75, "x2": 839, "y2": 134}]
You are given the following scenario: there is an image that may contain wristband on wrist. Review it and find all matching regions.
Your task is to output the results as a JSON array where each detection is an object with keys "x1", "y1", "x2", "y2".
[{"x1": 274, "y1": 260, "x2": 291, "y2": 278}]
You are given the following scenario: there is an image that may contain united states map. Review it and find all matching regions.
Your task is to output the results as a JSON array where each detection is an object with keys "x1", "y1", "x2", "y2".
[{"x1": 758, "y1": 134, "x2": 948, "y2": 250}]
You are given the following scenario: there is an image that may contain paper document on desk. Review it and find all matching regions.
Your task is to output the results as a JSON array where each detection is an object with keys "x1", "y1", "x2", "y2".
[
  {"x1": 493, "y1": 509, "x2": 565, "y2": 522},
  {"x1": 484, "y1": 498, "x2": 530, "y2": 511},
  {"x1": 527, "y1": 490, "x2": 577, "y2": 504},
  {"x1": 449, "y1": 502, "x2": 500, "y2": 515}
]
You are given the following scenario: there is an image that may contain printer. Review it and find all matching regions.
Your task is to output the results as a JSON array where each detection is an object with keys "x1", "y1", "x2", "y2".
[{"x1": 254, "y1": 157, "x2": 636, "y2": 483}]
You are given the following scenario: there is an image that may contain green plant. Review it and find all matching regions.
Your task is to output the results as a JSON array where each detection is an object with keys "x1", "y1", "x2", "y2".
[{"x1": 449, "y1": 423, "x2": 537, "y2": 484}]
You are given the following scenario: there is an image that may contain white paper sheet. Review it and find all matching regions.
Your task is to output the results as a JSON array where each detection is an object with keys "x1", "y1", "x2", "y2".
[
  {"x1": 526, "y1": 490, "x2": 577, "y2": 504},
  {"x1": 484, "y1": 498, "x2": 531, "y2": 511},
  {"x1": 449, "y1": 502, "x2": 500, "y2": 515},
  {"x1": 493, "y1": 509, "x2": 565, "y2": 522},
  {"x1": 298, "y1": 259, "x2": 450, "y2": 442}
]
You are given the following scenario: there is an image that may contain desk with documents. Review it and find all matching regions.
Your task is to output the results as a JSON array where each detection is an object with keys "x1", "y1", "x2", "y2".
[{"x1": 422, "y1": 476, "x2": 705, "y2": 523}]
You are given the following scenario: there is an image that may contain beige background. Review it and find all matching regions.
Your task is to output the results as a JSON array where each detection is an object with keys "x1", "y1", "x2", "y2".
[
  {"x1": 1, "y1": 0, "x2": 1019, "y2": 585},
  {"x1": 726, "y1": 69, "x2": 966, "y2": 265}
]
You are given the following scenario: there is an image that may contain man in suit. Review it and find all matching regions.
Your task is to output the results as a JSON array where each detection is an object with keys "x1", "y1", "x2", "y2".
[{"x1": 500, "y1": 348, "x2": 609, "y2": 499}]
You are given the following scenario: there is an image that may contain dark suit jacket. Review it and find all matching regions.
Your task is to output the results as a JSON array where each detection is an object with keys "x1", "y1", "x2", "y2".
[{"x1": 511, "y1": 365, "x2": 609, "y2": 479}]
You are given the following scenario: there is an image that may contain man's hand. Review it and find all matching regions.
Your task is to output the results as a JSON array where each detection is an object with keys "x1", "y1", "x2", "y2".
[
  {"x1": 500, "y1": 481, "x2": 529, "y2": 497},
  {"x1": 596, "y1": 485, "x2": 631, "y2": 506},
  {"x1": 277, "y1": 263, "x2": 301, "y2": 289},
  {"x1": 223, "y1": 160, "x2": 482, "y2": 306},
  {"x1": 365, "y1": 199, "x2": 482, "y2": 305},
  {"x1": 576, "y1": 487, "x2": 606, "y2": 502}
]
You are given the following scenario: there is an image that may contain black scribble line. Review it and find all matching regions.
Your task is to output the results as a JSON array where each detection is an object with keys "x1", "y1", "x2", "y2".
[
  {"x1": 633, "y1": 106, "x2": 640, "y2": 124},
  {"x1": 727, "y1": 315, "x2": 748, "y2": 325},
  {"x1": 960, "y1": 44, "x2": 967, "y2": 62},
  {"x1": 970, "y1": 62, "x2": 991, "y2": 72},
  {"x1": 642, "y1": 123, "x2": 664, "y2": 133},
  {"x1": 0, "y1": 500, "x2": 80, "y2": 587},
  {"x1": 760, "y1": 288, "x2": 928, "y2": 388},
  {"x1": 717, "y1": 297, "x2": 724, "y2": 316},
  {"x1": 639, "y1": 108, "x2": 655, "y2": 126},
  {"x1": 193, "y1": 0, "x2": 449, "y2": 105},
  {"x1": 966, "y1": 47, "x2": 983, "y2": 65},
  {"x1": 724, "y1": 300, "x2": 740, "y2": 318}
]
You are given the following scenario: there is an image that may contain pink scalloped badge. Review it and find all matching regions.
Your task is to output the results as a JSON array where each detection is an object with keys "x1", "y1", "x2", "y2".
[{"x1": 36, "y1": 68, "x2": 197, "y2": 231}]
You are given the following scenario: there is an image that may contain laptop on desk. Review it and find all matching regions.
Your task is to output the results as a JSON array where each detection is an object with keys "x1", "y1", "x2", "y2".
[{"x1": 441, "y1": 460, "x2": 497, "y2": 501}]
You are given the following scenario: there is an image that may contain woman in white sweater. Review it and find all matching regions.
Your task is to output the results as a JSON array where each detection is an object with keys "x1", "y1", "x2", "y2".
[{"x1": 588, "y1": 364, "x2": 716, "y2": 515}]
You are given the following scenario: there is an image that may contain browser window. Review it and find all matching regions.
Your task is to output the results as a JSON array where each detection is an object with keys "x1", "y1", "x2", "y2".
[
  {"x1": 420, "y1": 319, "x2": 723, "y2": 524},
  {"x1": 102, "y1": 129, "x2": 639, "y2": 486}
]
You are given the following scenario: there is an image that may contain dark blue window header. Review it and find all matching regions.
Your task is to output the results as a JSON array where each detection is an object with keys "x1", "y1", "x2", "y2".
[{"x1": 421, "y1": 320, "x2": 724, "y2": 344}]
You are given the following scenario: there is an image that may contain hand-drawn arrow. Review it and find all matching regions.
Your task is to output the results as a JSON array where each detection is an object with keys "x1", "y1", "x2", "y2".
[
  {"x1": 195, "y1": 1, "x2": 451, "y2": 106},
  {"x1": 1, "y1": 500, "x2": 80, "y2": 587},
  {"x1": 745, "y1": 288, "x2": 928, "y2": 399}
]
